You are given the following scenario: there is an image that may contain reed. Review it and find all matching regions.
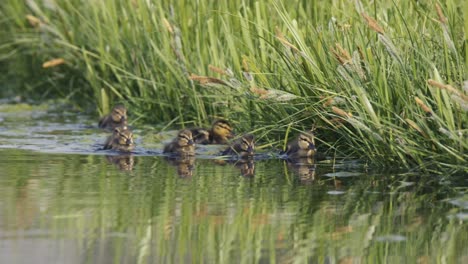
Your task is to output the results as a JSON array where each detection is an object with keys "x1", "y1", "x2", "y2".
[{"x1": 0, "y1": 0, "x2": 466, "y2": 173}]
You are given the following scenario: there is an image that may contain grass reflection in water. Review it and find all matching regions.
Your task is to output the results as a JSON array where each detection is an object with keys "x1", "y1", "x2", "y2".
[{"x1": 0, "y1": 149, "x2": 466, "y2": 263}]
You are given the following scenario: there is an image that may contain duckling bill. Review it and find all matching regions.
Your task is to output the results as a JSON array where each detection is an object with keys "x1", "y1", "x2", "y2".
[
  {"x1": 191, "y1": 119, "x2": 234, "y2": 144},
  {"x1": 103, "y1": 126, "x2": 135, "y2": 152},
  {"x1": 284, "y1": 131, "x2": 316, "y2": 158},
  {"x1": 221, "y1": 134, "x2": 255, "y2": 157},
  {"x1": 98, "y1": 104, "x2": 127, "y2": 129},
  {"x1": 163, "y1": 129, "x2": 195, "y2": 156}
]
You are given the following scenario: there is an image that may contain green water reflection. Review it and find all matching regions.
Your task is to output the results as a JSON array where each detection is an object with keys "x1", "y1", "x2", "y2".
[{"x1": 0, "y1": 149, "x2": 466, "y2": 263}]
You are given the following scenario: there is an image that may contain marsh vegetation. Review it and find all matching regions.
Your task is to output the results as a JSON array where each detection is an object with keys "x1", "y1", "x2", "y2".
[{"x1": 1, "y1": 0, "x2": 467, "y2": 173}]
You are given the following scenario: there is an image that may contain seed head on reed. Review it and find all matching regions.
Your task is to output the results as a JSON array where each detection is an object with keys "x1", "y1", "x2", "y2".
[
  {"x1": 42, "y1": 58, "x2": 65, "y2": 68},
  {"x1": 414, "y1": 97, "x2": 432, "y2": 114},
  {"x1": 427, "y1": 79, "x2": 468, "y2": 102},
  {"x1": 331, "y1": 43, "x2": 352, "y2": 65},
  {"x1": 378, "y1": 34, "x2": 401, "y2": 63},
  {"x1": 405, "y1": 118, "x2": 428, "y2": 138},
  {"x1": 189, "y1": 73, "x2": 229, "y2": 86},
  {"x1": 435, "y1": 3, "x2": 447, "y2": 24},
  {"x1": 361, "y1": 12, "x2": 384, "y2": 34},
  {"x1": 275, "y1": 27, "x2": 300, "y2": 53},
  {"x1": 242, "y1": 57, "x2": 250, "y2": 72},
  {"x1": 332, "y1": 106, "x2": 352, "y2": 118},
  {"x1": 322, "y1": 97, "x2": 334, "y2": 107},
  {"x1": 208, "y1": 65, "x2": 228, "y2": 75},
  {"x1": 162, "y1": 18, "x2": 174, "y2": 34},
  {"x1": 250, "y1": 87, "x2": 269, "y2": 96},
  {"x1": 322, "y1": 96, "x2": 346, "y2": 107},
  {"x1": 26, "y1": 15, "x2": 42, "y2": 28},
  {"x1": 242, "y1": 57, "x2": 253, "y2": 81},
  {"x1": 357, "y1": 46, "x2": 365, "y2": 61}
]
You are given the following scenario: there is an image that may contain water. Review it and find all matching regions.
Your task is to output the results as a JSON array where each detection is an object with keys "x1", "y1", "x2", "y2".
[{"x1": 0, "y1": 104, "x2": 467, "y2": 263}]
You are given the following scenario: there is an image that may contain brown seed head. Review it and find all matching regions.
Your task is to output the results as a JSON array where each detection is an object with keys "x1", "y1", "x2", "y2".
[
  {"x1": 361, "y1": 12, "x2": 385, "y2": 34},
  {"x1": 332, "y1": 106, "x2": 352, "y2": 118},
  {"x1": 435, "y1": 3, "x2": 447, "y2": 24},
  {"x1": 208, "y1": 65, "x2": 227, "y2": 75},
  {"x1": 42, "y1": 58, "x2": 65, "y2": 68},
  {"x1": 414, "y1": 97, "x2": 432, "y2": 114}
]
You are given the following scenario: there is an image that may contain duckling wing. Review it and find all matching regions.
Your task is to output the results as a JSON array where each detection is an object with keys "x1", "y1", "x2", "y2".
[
  {"x1": 98, "y1": 115, "x2": 111, "y2": 129},
  {"x1": 284, "y1": 142, "x2": 300, "y2": 155},
  {"x1": 103, "y1": 135, "x2": 113, "y2": 150},
  {"x1": 190, "y1": 128, "x2": 210, "y2": 144}
]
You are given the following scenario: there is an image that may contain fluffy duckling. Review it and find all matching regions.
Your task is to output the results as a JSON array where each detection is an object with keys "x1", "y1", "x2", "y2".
[
  {"x1": 284, "y1": 131, "x2": 316, "y2": 159},
  {"x1": 163, "y1": 129, "x2": 195, "y2": 156},
  {"x1": 221, "y1": 134, "x2": 255, "y2": 157},
  {"x1": 191, "y1": 119, "x2": 234, "y2": 144},
  {"x1": 98, "y1": 104, "x2": 127, "y2": 129},
  {"x1": 103, "y1": 126, "x2": 135, "y2": 152}
]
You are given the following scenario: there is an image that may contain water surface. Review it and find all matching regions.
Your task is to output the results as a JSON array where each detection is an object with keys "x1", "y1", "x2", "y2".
[{"x1": 0, "y1": 105, "x2": 467, "y2": 263}]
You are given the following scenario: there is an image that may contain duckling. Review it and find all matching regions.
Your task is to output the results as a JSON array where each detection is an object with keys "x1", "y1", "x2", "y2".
[
  {"x1": 191, "y1": 119, "x2": 234, "y2": 144},
  {"x1": 98, "y1": 104, "x2": 127, "y2": 130},
  {"x1": 163, "y1": 129, "x2": 195, "y2": 156},
  {"x1": 284, "y1": 131, "x2": 316, "y2": 159},
  {"x1": 221, "y1": 134, "x2": 255, "y2": 157},
  {"x1": 103, "y1": 126, "x2": 135, "y2": 152}
]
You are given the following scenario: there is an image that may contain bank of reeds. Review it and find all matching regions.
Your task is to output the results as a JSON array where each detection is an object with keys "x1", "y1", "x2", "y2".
[{"x1": 0, "y1": 0, "x2": 466, "y2": 173}]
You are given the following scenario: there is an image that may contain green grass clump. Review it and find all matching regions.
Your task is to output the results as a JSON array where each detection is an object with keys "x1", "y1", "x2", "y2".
[{"x1": 0, "y1": 0, "x2": 466, "y2": 173}]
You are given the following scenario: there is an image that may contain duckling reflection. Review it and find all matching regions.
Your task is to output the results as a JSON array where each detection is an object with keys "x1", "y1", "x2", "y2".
[
  {"x1": 213, "y1": 158, "x2": 255, "y2": 177},
  {"x1": 221, "y1": 134, "x2": 255, "y2": 157},
  {"x1": 165, "y1": 156, "x2": 195, "y2": 178},
  {"x1": 98, "y1": 104, "x2": 128, "y2": 130},
  {"x1": 284, "y1": 131, "x2": 316, "y2": 159},
  {"x1": 191, "y1": 119, "x2": 234, "y2": 144},
  {"x1": 163, "y1": 129, "x2": 195, "y2": 156},
  {"x1": 234, "y1": 158, "x2": 255, "y2": 177},
  {"x1": 103, "y1": 126, "x2": 135, "y2": 152},
  {"x1": 287, "y1": 157, "x2": 317, "y2": 184},
  {"x1": 106, "y1": 155, "x2": 135, "y2": 171}
]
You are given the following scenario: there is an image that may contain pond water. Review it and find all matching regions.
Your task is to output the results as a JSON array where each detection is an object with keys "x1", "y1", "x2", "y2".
[{"x1": 0, "y1": 104, "x2": 467, "y2": 263}]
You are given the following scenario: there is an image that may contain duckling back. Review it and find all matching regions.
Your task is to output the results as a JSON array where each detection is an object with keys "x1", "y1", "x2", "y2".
[
  {"x1": 104, "y1": 126, "x2": 135, "y2": 152},
  {"x1": 284, "y1": 131, "x2": 316, "y2": 158},
  {"x1": 98, "y1": 105, "x2": 128, "y2": 129},
  {"x1": 221, "y1": 134, "x2": 255, "y2": 157},
  {"x1": 163, "y1": 129, "x2": 195, "y2": 156},
  {"x1": 210, "y1": 119, "x2": 235, "y2": 144}
]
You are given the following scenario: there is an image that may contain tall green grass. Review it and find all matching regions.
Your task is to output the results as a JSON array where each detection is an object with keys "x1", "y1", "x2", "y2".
[{"x1": 0, "y1": 0, "x2": 466, "y2": 173}]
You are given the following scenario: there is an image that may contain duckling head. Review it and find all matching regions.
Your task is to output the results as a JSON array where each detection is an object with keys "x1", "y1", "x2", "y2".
[
  {"x1": 177, "y1": 129, "x2": 194, "y2": 147},
  {"x1": 114, "y1": 126, "x2": 134, "y2": 146},
  {"x1": 297, "y1": 132, "x2": 315, "y2": 151},
  {"x1": 212, "y1": 119, "x2": 234, "y2": 139},
  {"x1": 111, "y1": 105, "x2": 127, "y2": 123},
  {"x1": 238, "y1": 134, "x2": 255, "y2": 156}
]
